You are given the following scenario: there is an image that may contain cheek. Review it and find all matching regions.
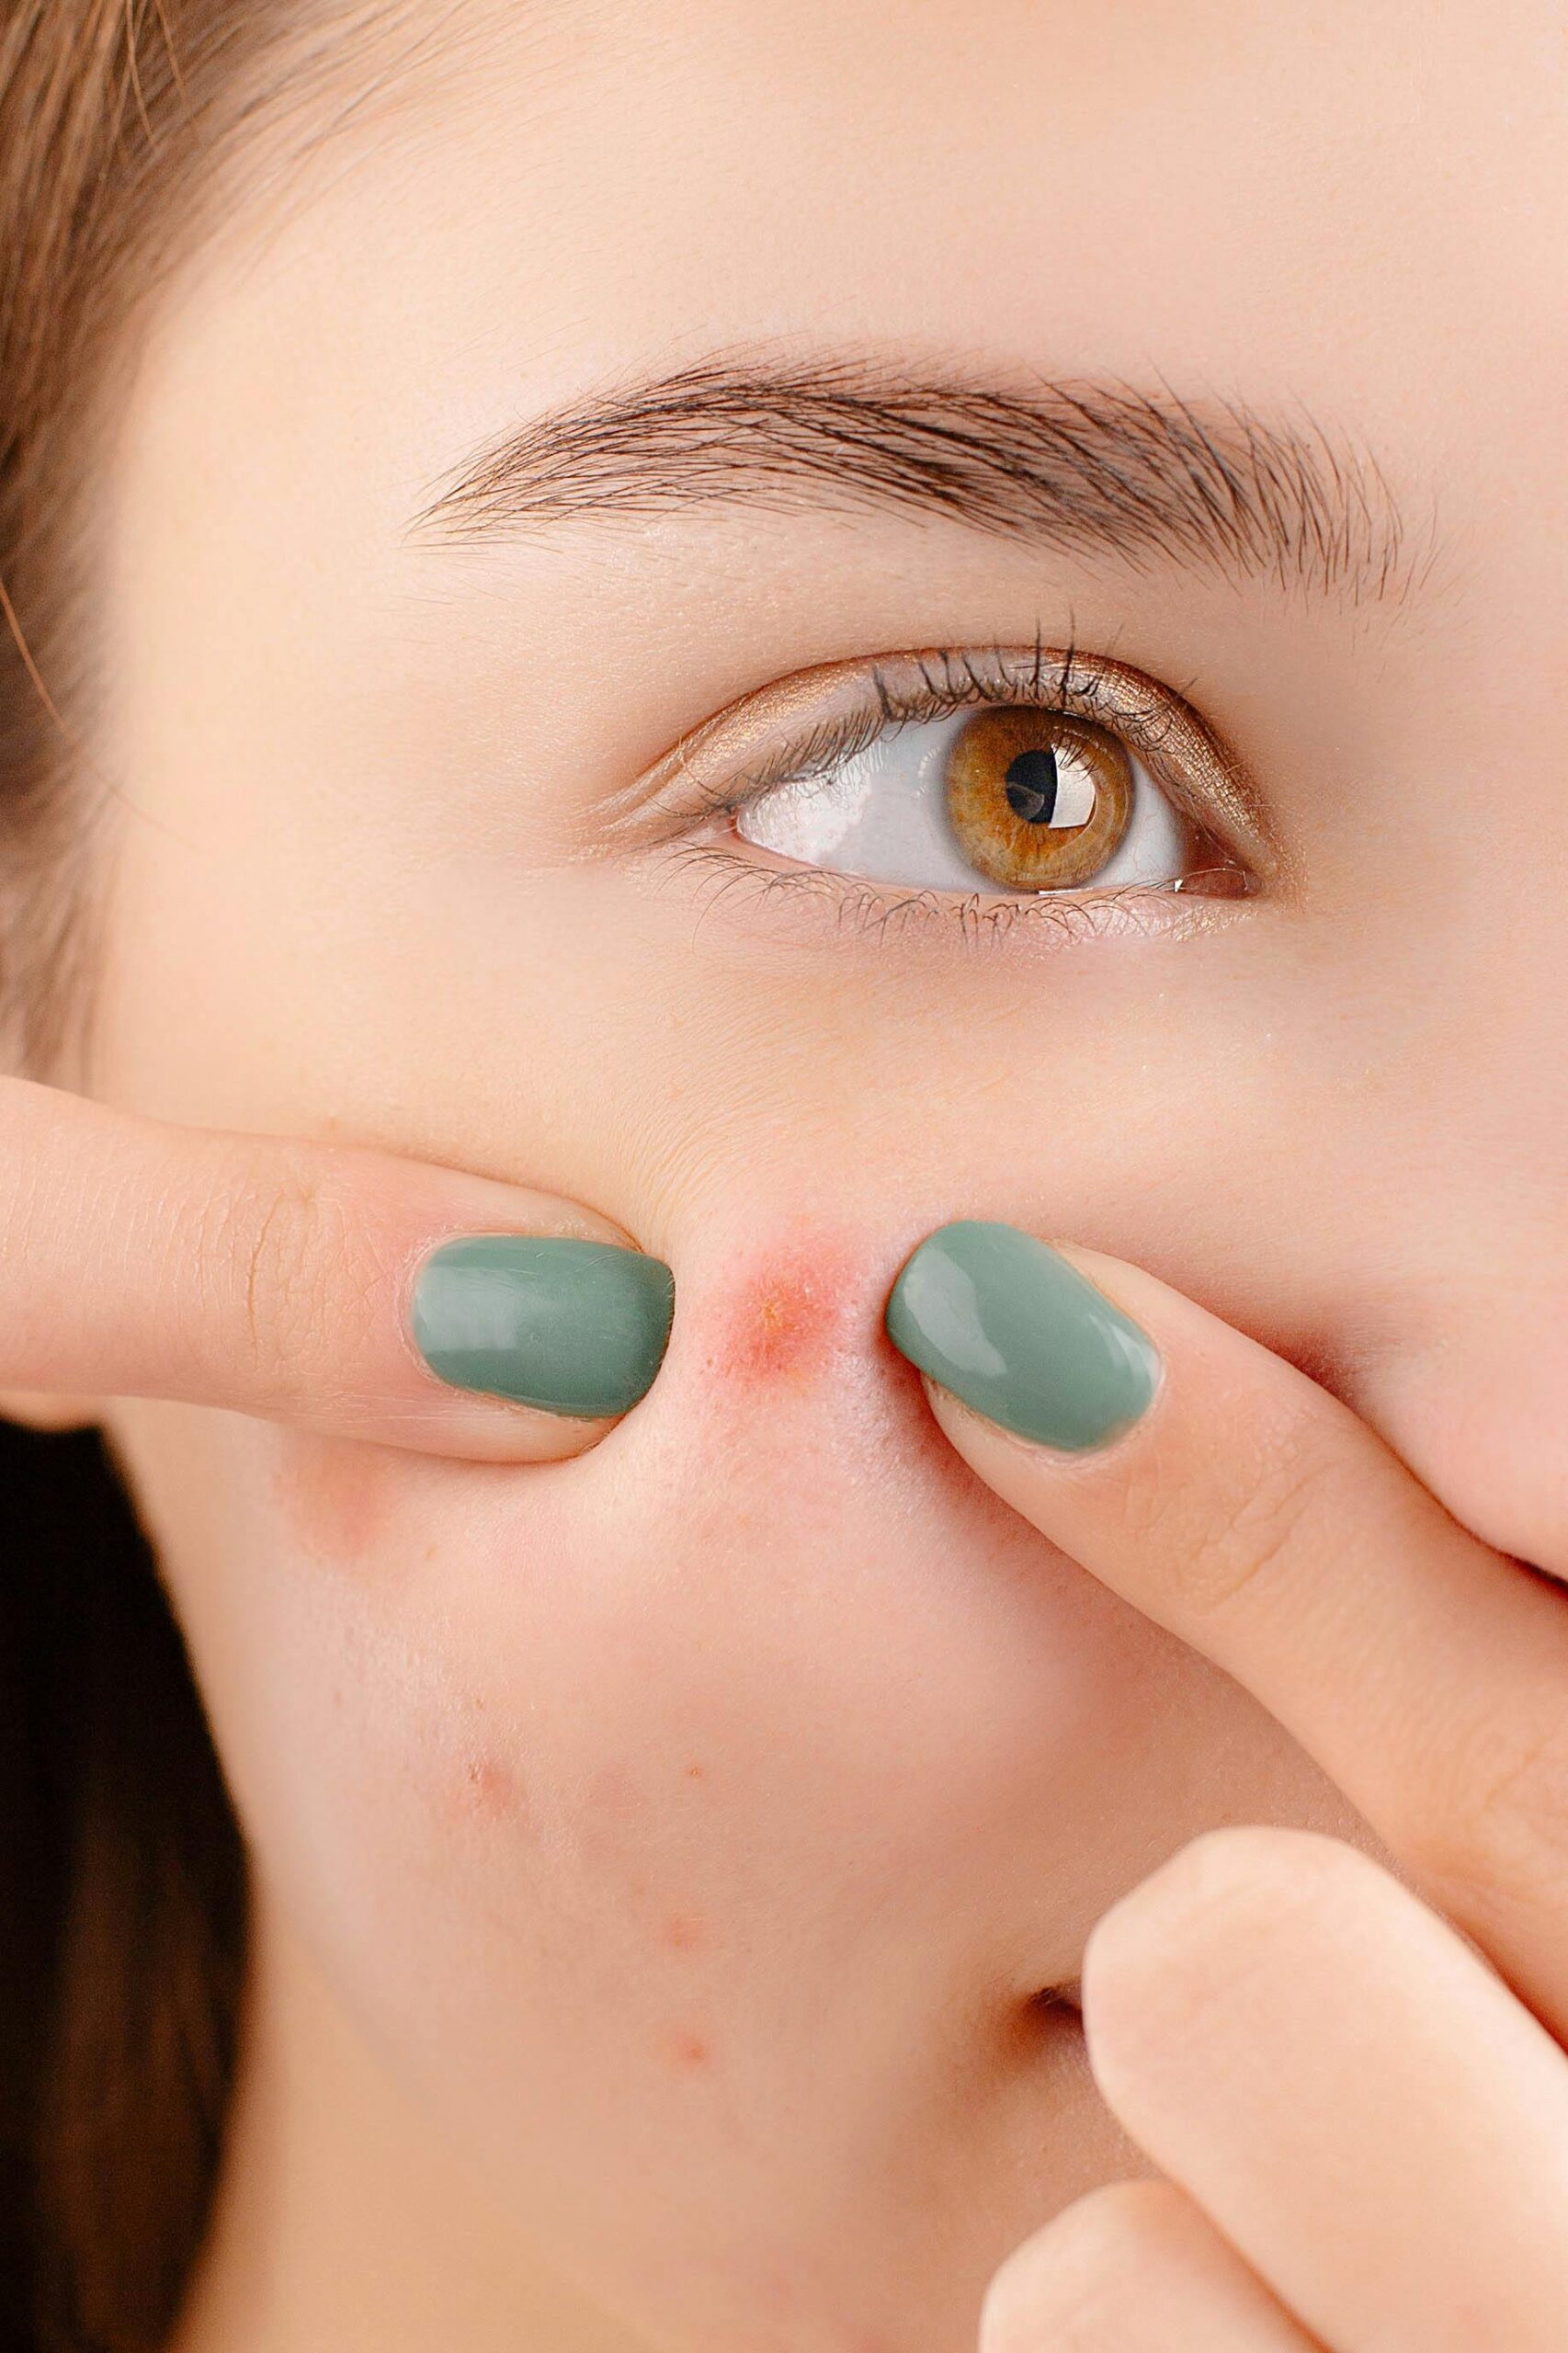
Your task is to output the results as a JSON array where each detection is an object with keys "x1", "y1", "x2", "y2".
[
  {"x1": 243, "y1": 1424, "x2": 767, "y2": 2006},
  {"x1": 152, "y1": 1352, "x2": 1210, "y2": 2334}
]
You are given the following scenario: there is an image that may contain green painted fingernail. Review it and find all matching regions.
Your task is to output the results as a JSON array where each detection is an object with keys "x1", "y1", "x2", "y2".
[
  {"x1": 884, "y1": 1219, "x2": 1160, "y2": 1449},
  {"x1": 409, "y1": 1235, "x2": 675, "y2": 1418}
]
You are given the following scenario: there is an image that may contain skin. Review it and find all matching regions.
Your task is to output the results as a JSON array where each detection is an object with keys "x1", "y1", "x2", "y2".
[{"x1": 1, "y1": 0, "x2": 1563, "y2": 2346}]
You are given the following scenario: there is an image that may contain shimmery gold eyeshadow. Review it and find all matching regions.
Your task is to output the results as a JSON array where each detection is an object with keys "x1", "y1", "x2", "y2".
[
  {"x1": 584, "y1": 642, "x2": 1293, "y2": 901},
  {"x1": 944, "y1": 708, "x2": 1133, "y2": 891}
]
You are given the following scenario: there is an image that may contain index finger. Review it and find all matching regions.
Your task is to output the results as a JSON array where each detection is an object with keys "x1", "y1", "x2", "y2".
[
  {"x1": 0, "y1": 1074, "x2": 674, "y2": 1461},
  {"x1": 885, "y1": 1217, "x2": 1568, "y2": 2038}
]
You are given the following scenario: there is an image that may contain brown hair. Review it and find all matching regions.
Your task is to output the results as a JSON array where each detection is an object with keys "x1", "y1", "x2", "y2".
[{"x1": 1, "y1": 4, "x2": 416, "y2": 2339}]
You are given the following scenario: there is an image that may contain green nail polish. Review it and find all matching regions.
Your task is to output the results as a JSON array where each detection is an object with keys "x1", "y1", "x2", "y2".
[
  {"x1": 409, "y1": 1235, "x2": 675, "y2": 1418},
  {"x1": 884, "y1": 1219, "x2": 1160, "y2": 1449}
]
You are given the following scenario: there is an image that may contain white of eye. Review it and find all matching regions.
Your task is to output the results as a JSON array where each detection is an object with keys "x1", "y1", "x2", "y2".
[{"x1": 733, "y1": 706, "x2": 1186, "y2": 893}]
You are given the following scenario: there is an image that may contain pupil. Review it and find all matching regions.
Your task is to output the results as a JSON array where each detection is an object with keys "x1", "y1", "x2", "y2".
[{"x1": 1004, "y1": 746, "x2": 1060, "y2": 824}]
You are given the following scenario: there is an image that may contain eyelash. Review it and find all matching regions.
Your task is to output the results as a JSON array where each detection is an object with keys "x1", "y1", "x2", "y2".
[{"x1": 639, "y1": 637, "x2": 1263, "y2": 951}]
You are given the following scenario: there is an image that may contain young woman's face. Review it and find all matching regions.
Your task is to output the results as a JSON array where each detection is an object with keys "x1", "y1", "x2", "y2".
[{"x1": 84, "y1": 1, "x2": 1562, "y2": 2344}]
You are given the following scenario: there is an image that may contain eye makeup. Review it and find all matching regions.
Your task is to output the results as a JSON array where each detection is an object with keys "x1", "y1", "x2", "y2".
[{"x1": 583, "y1": 640, "x2": 1293, "y2": 953}]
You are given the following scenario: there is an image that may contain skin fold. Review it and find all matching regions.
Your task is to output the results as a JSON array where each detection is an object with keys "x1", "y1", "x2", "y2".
[{"x1": 16, "y1": 0, "x2": 1560, "y2": 2346}]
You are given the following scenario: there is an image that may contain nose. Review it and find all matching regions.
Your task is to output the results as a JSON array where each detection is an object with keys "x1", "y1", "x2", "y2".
[{"x1": 1336, "y1": 1233, "x2": 1568, "y2": 1585}]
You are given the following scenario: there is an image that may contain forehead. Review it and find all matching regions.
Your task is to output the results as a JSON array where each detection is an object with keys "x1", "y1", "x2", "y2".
[
  {"x1": 97, "y1": 0, "x2": 1555, "y2": 868},
  {"x1": 143, "y1": 0, "x2": 1549, "y2": 494}
]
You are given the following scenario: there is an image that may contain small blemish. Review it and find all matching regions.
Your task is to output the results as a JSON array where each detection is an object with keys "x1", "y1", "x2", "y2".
[
  {"x1": 707, "y1": 1230, "x2": 860, "y2": 1390},
  {"x1": 665, "y1": 2027, "x2": 711, "y2": 2069},
  {"x1": 451, "y1": 1754, "x2": 527, "y2": 1827},
  {"x1": 685, "y1": 1762, "x2": 706, "y2": 1782},
  {"x1": 659, "y1": 1914, "x2": 705, "y2": 1952},
  {"x1": 271, "y1": 1428, "x2": 393, "y2": 1566}
]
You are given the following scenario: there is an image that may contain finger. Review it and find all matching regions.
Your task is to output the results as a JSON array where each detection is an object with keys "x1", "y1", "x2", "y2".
[
  {"x1": 0, "y1": 1074, "x2": 673, "y2": 1461},
  {"x1": 1082, "y1": 1828, "x2": 1568, "y2": 2353},
  {"x1": 979, "y1": 2178, "x2": 1322, "y2": 2351},
  {"x1": 884, "y1": 1218, "x2": 1568, "y2": 2036}
]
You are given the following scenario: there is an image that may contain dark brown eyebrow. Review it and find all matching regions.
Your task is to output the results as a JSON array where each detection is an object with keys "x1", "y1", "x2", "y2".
[{"x1": 404, "y1": 353, "x2": 1437, "y2": 609}]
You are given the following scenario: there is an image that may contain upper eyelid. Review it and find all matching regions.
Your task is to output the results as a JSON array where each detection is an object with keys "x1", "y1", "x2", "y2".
[{"x1": 583, "y1": 642, "x2": 1294, "y2": 892}]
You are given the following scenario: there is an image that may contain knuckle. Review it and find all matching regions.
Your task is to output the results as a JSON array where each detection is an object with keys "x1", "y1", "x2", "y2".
[
  {"x1": 981, "y1": 2182, "x2": 1198, "y2": 2350},
  {"x1": 202, "y1": 1143, "x2": 358, "y2": 1407},
  {"x1": 1396, "y1": 1701, "x2": 1568, "y2": 1931},
  {"x1": 1161, "y1": 1407, "x2": 1348, "y2": 1622}
]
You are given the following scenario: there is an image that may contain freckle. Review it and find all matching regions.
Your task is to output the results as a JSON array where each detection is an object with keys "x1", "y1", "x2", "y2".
[
  {"x1": 660, "y1": 1914, "x2": 705, "y2": 1951},
  {"x1": 271, "y1": 1428, "x2": 392, "y2": 1565},
  {"x1": 664, "y1": 2027, "x2": 711, "y2": 2069}
]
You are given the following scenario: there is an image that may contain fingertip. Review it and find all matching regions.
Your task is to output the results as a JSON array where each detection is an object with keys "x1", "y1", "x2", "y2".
[
  {"x1": 0, "y1": 1386, "x2": 101, "y2": 1432},
  {"x1": 446, "y1": 1399, "x2": 626, "y2": 1465},
  {"x1": 403, "y1": 1232, "x2": 673, "y2": 1431},
  {"x1": 334, "y1": 1389, "x2": 628, "y2": 1465}
]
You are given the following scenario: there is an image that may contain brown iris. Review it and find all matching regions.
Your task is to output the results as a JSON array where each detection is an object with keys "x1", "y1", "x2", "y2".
[{"x1": 945, "y1": 707, "x2": 1134, "y2": 890}]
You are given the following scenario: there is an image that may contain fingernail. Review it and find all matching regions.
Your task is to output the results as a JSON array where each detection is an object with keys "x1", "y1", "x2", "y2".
[
  {"x1": 409, "y1": 1235, "x2": 675, "y2": 1418},
  {"x1": 884, "y1": 1219, "x2": 1160, "y2": 1449}
]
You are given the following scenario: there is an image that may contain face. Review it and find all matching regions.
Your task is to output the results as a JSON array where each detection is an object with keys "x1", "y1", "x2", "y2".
[{"x1": 73, "y1": 1, "x2": 1562, "y2": 2346}]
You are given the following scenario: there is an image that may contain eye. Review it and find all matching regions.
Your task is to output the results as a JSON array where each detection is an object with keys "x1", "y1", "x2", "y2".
[
  {"x1": 736, "y1": 701, "x2": 1184, "y2": 897},
  {"x1": 599, "y1": 643, "x2": 1278, "y2": 949}
]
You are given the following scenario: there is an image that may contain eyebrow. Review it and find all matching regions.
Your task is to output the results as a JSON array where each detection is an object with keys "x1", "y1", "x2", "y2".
[{"x1": 404, "y1": 353, "x2": 1437, "y2": 609}]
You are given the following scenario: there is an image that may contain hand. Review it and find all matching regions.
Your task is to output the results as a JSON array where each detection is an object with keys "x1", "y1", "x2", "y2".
[
  {"x1": 0, "y1": 1073, "x2": 673, "y2": 1461},
  {"x1": 884, "y1": 1219, "x2": 1568, "y2": 2349}
]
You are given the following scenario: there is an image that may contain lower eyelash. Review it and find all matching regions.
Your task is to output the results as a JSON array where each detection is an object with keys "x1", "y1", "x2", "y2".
[{"x1": 655, "y1": 839, "x2": 1247, "y2": 951}]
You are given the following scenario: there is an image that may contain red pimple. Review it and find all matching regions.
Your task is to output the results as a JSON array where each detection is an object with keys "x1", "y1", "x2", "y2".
[
  {"x1": 708, "y1": 1233, "x2": 858, "y2": 1388},
  {"x1": 665, "y1": 2027, "x2": 711, "y2": 2069}
]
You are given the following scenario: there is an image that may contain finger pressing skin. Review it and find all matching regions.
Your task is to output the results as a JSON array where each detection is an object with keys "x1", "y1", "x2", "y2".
[
  {"x1": 979, "y1": 2178, "x2": 1322, "y2": 2352},
  {"x1": 0, "y1": 1074, "x2": 673, "y2": 1461},
  {"x1": 1082, "y1": 1828, "x2": 1568, "y2": 2353},
  {"x1": 883, "y1": 1218, "x2": 1568, "y2": 2040}
]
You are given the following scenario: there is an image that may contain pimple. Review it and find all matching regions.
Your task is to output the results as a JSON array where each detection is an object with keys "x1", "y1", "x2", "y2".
[
  {"x1": 706, "y1": 1231, "x2": 861, "y2": 1389},
  {"x1": 449, "y1": 1752, "x2": 528, "y2": 1829},
  {"x1": 271, "y1": 1429, "x2": 393, "y2": 1564},
  {"x1": 659, "y1": 1913, "x2": 706, "y2": 1951},
  {"x1": 663, "y1": 2027, "x2": 712, "y2": 2070}
]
